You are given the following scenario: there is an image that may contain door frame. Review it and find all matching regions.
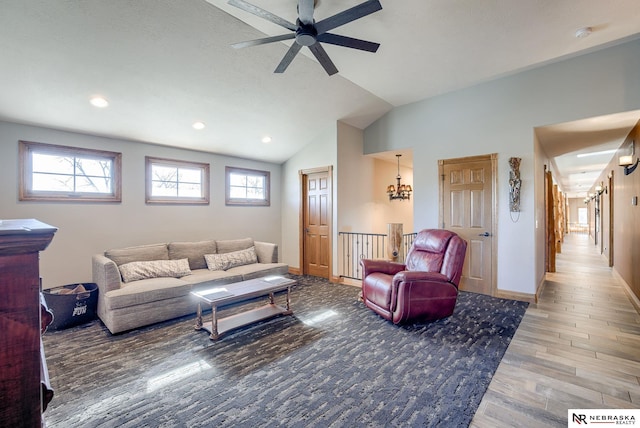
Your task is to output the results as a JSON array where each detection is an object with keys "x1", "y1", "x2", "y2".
[
  {"x1": 299, "y1": 166, "x2": 333, "y2": 279},
  {"x1": 438, "y1": 153, "x2": 498, "y2": 297},
  {"x1": 608, "y1": 171, "x2": 614, "y2": 267}
]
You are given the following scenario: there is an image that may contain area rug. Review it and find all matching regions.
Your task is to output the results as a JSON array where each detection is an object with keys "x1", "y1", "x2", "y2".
[{"x1": 42, "y1": 275, "x2": 528, "y2": 427}]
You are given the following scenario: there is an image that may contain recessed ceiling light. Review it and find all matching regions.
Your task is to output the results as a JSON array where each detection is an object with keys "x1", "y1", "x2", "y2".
[
  {"x1": 262, "y1": 136, "x2": 272, "y2": 143},
  {"x1": 575, "y1": 27, "x2": 592, "y2": 39},
  {"x1": 89, "y1": 96, "x2": 109, "y2": 108},
  {"x1": 192, "y1": 121, "x2": 206, "y2": 130}
]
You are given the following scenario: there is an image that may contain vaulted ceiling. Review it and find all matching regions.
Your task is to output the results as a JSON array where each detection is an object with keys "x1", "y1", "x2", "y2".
[{"x1": 1, "y1": 1, "x2": 639, "y2": 196}]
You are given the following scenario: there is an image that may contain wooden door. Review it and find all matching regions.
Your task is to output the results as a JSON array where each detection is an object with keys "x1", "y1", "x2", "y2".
[
  {"x1": 439, "y1": 155, "x2": 496, "y2": 295},
  {"x1": 544, "y1": 168, "x2": 556, "y2": 272},
  {"x1": 302, "y1": 168, "x2": 331, "y2": 278}
]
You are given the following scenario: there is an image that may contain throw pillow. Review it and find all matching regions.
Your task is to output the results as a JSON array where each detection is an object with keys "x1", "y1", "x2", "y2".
[
  {"x1": 204, "y1": 247, "x2": 258, "y2": 271},
  {"x1": 119, "y1": 258, "x2": 191, "y2": 283}
]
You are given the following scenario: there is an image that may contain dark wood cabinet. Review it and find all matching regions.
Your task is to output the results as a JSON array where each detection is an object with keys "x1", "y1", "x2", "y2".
[{"x1": 0, "y1": 219, "x2": 57, "y2": 428}]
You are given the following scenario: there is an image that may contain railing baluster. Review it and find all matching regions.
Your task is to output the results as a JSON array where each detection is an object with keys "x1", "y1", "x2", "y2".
[{"x1": 338, "y1": 231, "x2": 390, "y2": 281}]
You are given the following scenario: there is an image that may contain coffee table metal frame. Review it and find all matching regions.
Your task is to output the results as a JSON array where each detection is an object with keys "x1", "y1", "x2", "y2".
[{"x1": 191, "y1": 276, "x2": 295, "y2": 340}]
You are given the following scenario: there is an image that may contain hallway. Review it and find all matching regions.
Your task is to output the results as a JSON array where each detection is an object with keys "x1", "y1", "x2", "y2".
[{"x1": 471, "y1": 232, "x2": 640, "y2": 427}]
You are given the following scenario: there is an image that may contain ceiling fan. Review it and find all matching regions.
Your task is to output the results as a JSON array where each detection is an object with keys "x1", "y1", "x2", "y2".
[{"x1": 228, "y1": 0, "x2": 382, "y2": 76}]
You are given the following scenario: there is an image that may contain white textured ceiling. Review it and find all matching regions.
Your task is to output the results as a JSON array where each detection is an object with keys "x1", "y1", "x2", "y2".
[{"x1": 1, "y1": 0, "x2": 640, "y2": 194}]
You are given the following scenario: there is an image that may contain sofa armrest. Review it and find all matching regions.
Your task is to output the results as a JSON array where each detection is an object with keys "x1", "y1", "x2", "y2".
[
  {"x1": 360, "y1": 259, "x2": 406, "y2": 279},
  {"x1": 92, "y1": 254, "x2": 122, "y2": 294},
  {"x1": 254, "y1": 241, "x2": 278, "y2": 264}
]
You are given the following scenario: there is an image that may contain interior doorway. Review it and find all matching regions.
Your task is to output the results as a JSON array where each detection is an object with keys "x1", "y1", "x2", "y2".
[
  {"x1": 439, "y1": 154, "x2": 497, "y2": 296},
  {"x1": 300, "y1": 166, "x2": 332, "y2": 279}
]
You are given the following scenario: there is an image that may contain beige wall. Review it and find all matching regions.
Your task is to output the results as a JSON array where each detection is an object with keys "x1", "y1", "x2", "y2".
[
  {"x1": 335, "y1": 122, "x2": 414, "y2": 276},
  {"x1": 533, "y1": 132, "x2": 548, "y2": 292},
  {"x1": 280, "y1": 123, "x2": 337, "y2": 274},
  {"x1": 4, "y1": 41, "x2": 640, "y2": 298},
  {"x1": 610, "y1": 122, "x2": 640, "y2": 298},
  {"x1": 336, "y1": 122, "x2": 413, "y2": 236},
  {"x1": 582, "y1": 122, "x2": 640, "y2": 300},
  {"x1": 0, "y1": 121, "x2": 283, "y2": 289},
  {"x1": 364, "y1": 38, "x2": 640, "y2": 296}
]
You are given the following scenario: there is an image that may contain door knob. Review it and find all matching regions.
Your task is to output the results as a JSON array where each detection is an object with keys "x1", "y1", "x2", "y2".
[{"x1": 478, "y1": 232, "x2": 491, "y2": 237}]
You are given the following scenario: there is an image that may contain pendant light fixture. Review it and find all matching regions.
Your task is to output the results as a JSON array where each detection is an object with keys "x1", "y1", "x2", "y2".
[{"x1": 386, "y1": 154, "x2": 412, "y2": 201}]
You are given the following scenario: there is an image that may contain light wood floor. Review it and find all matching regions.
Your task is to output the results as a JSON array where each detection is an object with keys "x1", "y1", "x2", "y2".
[{"x1": 471, "y1": 232, "x2": 640, "y2": 427}]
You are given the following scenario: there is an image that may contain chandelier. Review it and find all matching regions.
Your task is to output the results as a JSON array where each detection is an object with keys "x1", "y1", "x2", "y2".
[{"x1": 386, "y1": 154, "x2": 412, "y2": 201}]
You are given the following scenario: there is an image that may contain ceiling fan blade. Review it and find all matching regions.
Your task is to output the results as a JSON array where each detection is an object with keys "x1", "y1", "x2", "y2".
[
  {"x1": 315, "y1": 0, "x2": 382, "y2": 35},
  {"x1": 232, "y1": 33, "x2": 296, "y2": 49},
  {"x1": 228, "y1": 0, "x2": 297, "y2": 31},
  {"x1": 275, "y1": 43, "x2": 303, "y2": 73},
  {"x1": 308, "y1": 43, "x2": 338, "y2": 76},
  {"x1": 317, "y1": 33, "x2": 379, "y2": 52},
  {"x1": 298, "y1": 0, "x2": 315, "y2": 25}
]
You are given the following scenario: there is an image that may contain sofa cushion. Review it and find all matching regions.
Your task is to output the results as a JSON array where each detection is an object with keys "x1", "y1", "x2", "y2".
[
  {"x1": 254, "y1": 241, "x2": 278, "y2": 263},
  {"x1": 119, "y1": 259, "x2": 191, "y2": 283},
  {"x1": 229, "y1": 262, "x2": 289, "y2": 280},
  {"x1": 105, "y1": 243, "x2": 169, "y2": 266},
  {"x1": 181, "y1": 269, "x2": 243, "y2": 288},
  {"x1": 216, "y1": 238, "x2": 254, "y2": 254},
  {"x1": 102, "y1": 277, "x2": 191, "y2": 310},
  {"x1": 168, "y1": 240, "x2": 217, "y2": 270},
  {"x1": 205, "y1": 247, "x2": 258, "y2": 271}
]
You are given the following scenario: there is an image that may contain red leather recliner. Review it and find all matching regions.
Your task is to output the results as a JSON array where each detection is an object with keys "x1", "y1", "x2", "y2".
[{"x1": 360, "y1": 229, "x2": 467, "y2": 324}]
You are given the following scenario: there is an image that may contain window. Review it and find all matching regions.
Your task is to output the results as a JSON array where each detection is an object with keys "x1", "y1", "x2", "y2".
[
  {"x1": 19, "y1": 140, "x2": 122, "y2": 202},
  {"x1": 225, "y1": 166, "x2": 270, "y2": 206},
  {"x1": 146, "y1": 156, "x2": 209, "y2": 204},
  {"x1": 578, "y1": 207, "x2": 587, "y2": 225}
]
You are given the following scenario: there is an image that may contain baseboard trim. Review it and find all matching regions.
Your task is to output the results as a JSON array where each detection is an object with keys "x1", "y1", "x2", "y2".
[
  {"x1": 495, "y1": 289, "x2": 536, "y2": 304},
  {"x1": 288, "y1": 267, "x2": 301, "y2": 275},
  {"x1": 613, "y1": 268, "x2": 640, "y2": 314},
  {"x1": 329, "y1": 275, "x2": 341, "y2": 284},
  {"x1": 338, "y1": 277, "x2": 361, "y2": 288},
  {"x1": 535, "y1": 275, "x2": 547, "y2": 304}
]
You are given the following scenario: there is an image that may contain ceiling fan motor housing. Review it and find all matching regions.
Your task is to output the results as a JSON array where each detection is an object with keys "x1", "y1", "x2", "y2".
[
  {"x1": 228, "y1": 0, "x2": 382, "y2": 75},
  {"x1": 296, "y1": 21, "x2": 317, "y2": 46}
]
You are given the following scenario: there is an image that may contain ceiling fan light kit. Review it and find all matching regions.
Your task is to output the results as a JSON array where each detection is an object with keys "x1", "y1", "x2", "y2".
[{"x1": 228, "y1": 0, "x2": 382, "y2": 76}]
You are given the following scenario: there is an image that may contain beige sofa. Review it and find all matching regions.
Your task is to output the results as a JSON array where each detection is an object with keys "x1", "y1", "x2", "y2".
[{"x1": 92, "y1": 237, "x2": 288, "y2": 334}]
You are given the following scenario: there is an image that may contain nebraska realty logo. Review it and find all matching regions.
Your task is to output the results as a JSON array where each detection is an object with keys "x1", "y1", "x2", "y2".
[{"x1": 569, "y1": 409, "x2": 640, "y2": 426}]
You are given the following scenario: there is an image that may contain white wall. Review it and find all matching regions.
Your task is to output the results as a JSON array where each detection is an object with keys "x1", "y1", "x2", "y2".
[
  {"x1": 0, "y1": 121, "x2": 283, "y2": 288},
  {"x1": 364, "y1": 38, "x2": 640, "y2": 295}
]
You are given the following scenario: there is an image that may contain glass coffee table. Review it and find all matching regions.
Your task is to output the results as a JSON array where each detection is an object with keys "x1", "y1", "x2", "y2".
[{"x1": 191, "y1": 275, "x2": 296, "y2": 340}]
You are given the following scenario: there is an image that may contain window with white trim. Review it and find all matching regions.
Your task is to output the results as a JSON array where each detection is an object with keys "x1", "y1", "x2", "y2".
[
  {"x1": 19, "y1": 140, "x2": 122, "y2": 202},
  {"x1": 145, "y1": 156, "x2": 209, "y2": 204},
  {"x1": 225, "y1": 166, "x2": 270, "y2": 206}
]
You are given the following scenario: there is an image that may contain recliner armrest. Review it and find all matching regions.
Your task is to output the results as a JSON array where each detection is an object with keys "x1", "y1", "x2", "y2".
[
  {"x1": 392, "y1": 270, "x2": 449, "y2": 285},
  {"x1": 390, "y1": 271, "x2": 458, "y2": 315},
  {"x1": 360, "y1": 259, "x2": 406, "y2": 278}
]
